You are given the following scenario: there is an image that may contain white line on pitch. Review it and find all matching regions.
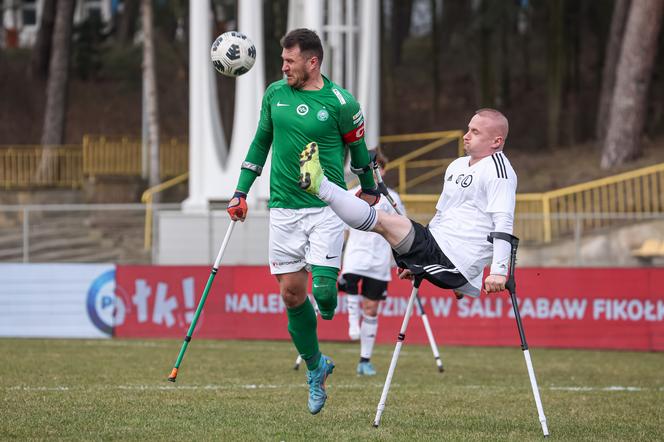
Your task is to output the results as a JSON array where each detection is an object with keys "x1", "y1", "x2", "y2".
[{"x1": 6, "y1": 384, "x2": 662, "y2": 392}]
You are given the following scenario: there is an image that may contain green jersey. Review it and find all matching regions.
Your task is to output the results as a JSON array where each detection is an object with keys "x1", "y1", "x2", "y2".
[{"x1": 236, "y1": 76, "x2": 373, "y2": 209}]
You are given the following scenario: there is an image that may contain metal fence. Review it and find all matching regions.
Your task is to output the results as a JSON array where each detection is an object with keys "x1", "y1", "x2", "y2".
[
  {"x1": 0, "y1": 203, "x2": 180, "y2": 264},
  {"x1": 1, "y1": 204, "x2": 663, "y2": 267},
  {"x1": 402, "y1": 162, "x2": 664, "y2": 244}
]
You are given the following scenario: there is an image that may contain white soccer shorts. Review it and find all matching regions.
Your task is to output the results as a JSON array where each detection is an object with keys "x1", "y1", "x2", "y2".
[{"x1": 268, "y1": 207, "x2": 345, "y2": 275}]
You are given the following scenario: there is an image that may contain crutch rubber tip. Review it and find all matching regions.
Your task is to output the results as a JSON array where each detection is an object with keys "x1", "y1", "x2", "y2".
[
  {"x1": 293, "y1": 364, "x2": 300, "y2": 371},
  {"x1": 167, "y1": 368, "x2": 178, "y2": 382},
  {"x1": 372, "y1": 423, "x2": 379, "y2": 428},
  {"x1": 438, "y1": 366, "x2": 445, "y2": 373}
]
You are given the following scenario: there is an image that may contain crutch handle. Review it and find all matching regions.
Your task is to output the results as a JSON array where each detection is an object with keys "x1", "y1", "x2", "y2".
[{"x1": 487, "y1": 231, "x2": 519, "y2": 248}]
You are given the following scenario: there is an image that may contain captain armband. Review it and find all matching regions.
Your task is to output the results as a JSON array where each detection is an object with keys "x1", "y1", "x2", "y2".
[{"x1": 241, "y1": 161, "x2": 263, "y2": 175}]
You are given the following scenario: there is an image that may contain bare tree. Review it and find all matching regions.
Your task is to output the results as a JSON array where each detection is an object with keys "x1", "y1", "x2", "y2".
[
  {"x1": 118, "y1": 0, "x2": 140, "y2": 44},
  {"x1": 546, "y1": 0, "x2": 565, "y2": 149},
  {"x1": 30, "y1": 0, "x2": 58, "y2": 79},
  {"x1": 596, "y1": 0, "x2": 630, "y2": 148},
  {"x1": 391, "y1": 0, "x2": 413, "y2": 66},
  {"x1": 601, "y1": 0, "x2": 664, "y2": 169},
  {"x1": 41, "y1": 0, "x2": 75, "y2": 146},
  {"x1": 142, "y1": 0, "x2": 160, "y2": 190}
]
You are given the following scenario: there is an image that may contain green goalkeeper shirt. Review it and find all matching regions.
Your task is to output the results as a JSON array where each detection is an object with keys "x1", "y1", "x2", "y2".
[{"x1": 236, "y1": 75, "x2": 374, "y2": 208}]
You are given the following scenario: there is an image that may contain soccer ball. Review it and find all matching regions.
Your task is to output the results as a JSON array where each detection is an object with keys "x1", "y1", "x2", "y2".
[{"x1": 210, "y1": 31, "x2": 256, "y2": 77}]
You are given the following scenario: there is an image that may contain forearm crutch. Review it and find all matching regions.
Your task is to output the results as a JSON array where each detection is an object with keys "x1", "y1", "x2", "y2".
[
  {"x1": 488, "y1": 232, "x2": 549, "y2": 437},
  {"x1": 372, "y1": 160, "x2": 444, "y2": 373},
  {"x1": 167, "y1": 220, "x2": 237, "y2": 382},
  {"x1": 373, "y1": 276, "x2": 422, "y2": 427}
]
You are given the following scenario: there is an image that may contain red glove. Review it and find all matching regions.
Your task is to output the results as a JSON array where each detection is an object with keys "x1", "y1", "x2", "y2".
[
  {"x1": 227, "y1": 191, "x2": 248, "y2": 221},
  {"x1": 355, "y1": 187, "x2": 381, "y2": 206}
]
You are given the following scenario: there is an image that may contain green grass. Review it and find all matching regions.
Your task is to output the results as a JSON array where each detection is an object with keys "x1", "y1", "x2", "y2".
[{"x1": 1, "y1": 339, "x2": 662, "y2": 441}]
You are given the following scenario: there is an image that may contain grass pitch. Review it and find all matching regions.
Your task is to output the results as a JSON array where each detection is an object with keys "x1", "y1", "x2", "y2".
[{"x1": 1, "y1": 339, "x2": 662, "y2": 441}]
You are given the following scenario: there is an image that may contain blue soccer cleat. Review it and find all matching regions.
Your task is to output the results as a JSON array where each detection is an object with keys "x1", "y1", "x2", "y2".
[
  {"x1": 306, "y1": 354, "x2": 335, "y2": 414},
  {"x1": 356, "y1": 361, "x2": 376, "y2": 376}
]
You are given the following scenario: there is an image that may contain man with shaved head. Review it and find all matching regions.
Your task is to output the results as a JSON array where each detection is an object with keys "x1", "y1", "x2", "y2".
[{"x1": 298, "y1": 108, "x2": 517, "y2": 298}]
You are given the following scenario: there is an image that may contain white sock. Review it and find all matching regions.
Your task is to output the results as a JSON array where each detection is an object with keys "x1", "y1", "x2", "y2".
[
  {"x1": 319, "y1": 176, "x2": 377, "y2": 231},
  {"x1": 347, "y1": 294, "x2": 361, "y2": 328},
  {"x1": 360, "y1": 313, "x2": 378, "y2": 360}
]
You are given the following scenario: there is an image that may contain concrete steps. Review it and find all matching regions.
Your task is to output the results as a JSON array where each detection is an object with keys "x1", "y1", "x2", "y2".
[{"x1": 0, "y1": 210, "x2": 150, "y2": 264}]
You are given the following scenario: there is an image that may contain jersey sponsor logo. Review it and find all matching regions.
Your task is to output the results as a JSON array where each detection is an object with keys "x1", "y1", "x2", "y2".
[
  {"x1": 352, "y1": 110, "x2": 363, "y2": 126},
  {"x1": 296, "y1": 104, "x2": 309, "y2": 115},
  {"x1": 491, "y1": 153, "x2": 508, "y2": 178},
  {"x1": 271, "y1": 258, "x2": 304, "y2": 268},
  {"x1": 332, "y1": 88, "x2": 346, "y2": 105},
  {"x1": 342, "y1": 122, "x2": 365, "y2": 144},
  {"x1": 276, "y1": 101, "x2": 290, "y2": 107},
  {"x1": 317, "y1": 109, "x2": 329, "y2": 121}
]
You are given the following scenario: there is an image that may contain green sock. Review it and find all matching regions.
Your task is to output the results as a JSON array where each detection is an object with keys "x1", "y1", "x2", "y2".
[{"x1": 287, "y1": 297, "x2": 321, "y2": 371}]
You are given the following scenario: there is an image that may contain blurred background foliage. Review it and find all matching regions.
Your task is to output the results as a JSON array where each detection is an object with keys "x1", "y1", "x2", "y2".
[{"x1": 0, "y1": 0, "x2": 662, "y2": 159}]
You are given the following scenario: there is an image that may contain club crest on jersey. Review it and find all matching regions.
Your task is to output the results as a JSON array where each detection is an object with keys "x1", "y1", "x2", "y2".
[
  {"x1": 456, "y1": 174, "x2": 473, "y2": 188},
  {"x1": 317, "y1": 109, "x2": 329, "y2": 121},
  {"x1": 297, "y1": 104, "x2": 309, "y2": 116}
]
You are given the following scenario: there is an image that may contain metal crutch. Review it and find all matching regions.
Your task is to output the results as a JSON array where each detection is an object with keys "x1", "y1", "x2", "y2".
[
  {"x1": 488, "y1": 232, "x2": 549, "y2": 437},
  {"x1": 373, "y1": 160, "x2": 445, "y2": 372},
  {"x1": 373, "y1": 276, "x2": 423, "y2": 427}
]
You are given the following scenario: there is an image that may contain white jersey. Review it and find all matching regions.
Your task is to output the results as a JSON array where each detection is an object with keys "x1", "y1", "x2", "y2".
[
  {"x1": 428, "y1": 152, "x2": 517, "y2": 292},
  {"x1": 342, "y1": 186, "x2": 405, "y2": 281}
]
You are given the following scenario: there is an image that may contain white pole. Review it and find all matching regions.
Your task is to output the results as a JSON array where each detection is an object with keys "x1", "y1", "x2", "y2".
[
  {"x1": 523, "y1": 349, "x2": 550, "y2": 436},
  {"x1": 373, "y1": 282, "x2": 418, "y2": 427}
]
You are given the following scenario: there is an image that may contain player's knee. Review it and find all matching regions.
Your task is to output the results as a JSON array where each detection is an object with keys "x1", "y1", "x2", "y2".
[
  {"x1": 363, "y1": 298, "x2": 380, "y2": 316},
  {"x1": 312, "y1": 275, "x2": 338, "y2": 320}
]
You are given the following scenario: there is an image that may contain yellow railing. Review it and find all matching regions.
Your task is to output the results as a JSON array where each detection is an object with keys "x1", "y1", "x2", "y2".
[
  {"x1": 0, "y1": 137, "x2": 188, "y2": 189},
  {"x1": 83, "y1": 135, "x2": 188, "y2": 178},
  {"x1": 400, "y1": 162, "x2": 664, "y2": 244},
  {"x1": 0, "y1": 145, "x2": 82, "y2": 189},
  {"x1": 379, "y1": 130, "x2": 464, "y2": 194},
  {"x1": 526, "y1": 162, "x2": 664, "y2": 242},
  {"x1": 141, "y1": 172, "x2": 189, "y2": 250}
]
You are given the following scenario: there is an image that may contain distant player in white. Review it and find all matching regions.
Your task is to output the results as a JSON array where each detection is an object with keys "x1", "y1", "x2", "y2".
[
  {"x1": 299, "y1": 108, "x2": 516, "y2": 297},
  {"x1": 339, "y1": 149, "x2": 405, "y2": 376}
]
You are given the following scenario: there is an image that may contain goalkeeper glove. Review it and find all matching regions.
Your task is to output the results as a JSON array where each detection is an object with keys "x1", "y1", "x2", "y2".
[
  {"x1": 355, "y1": 186, "x2": 381, "y2": 206},
  {"x1": 227, "y1": 191, "x2": 248, "y2": 221}
]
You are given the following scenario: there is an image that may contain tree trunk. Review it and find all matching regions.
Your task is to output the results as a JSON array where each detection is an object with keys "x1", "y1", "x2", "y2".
[
  {"x1": 391, "y1": 0, "x2": 413, "y2": 66},
  {"x1": 478, "y1": 0, "x2": 495, "y2": 107},
  {"x1": 430, "y1": 0, "x2": 440, "y2": 121},
  {"x1": 30, "y1": 0, "x2": 58, "y2": 79},
  {"x1": 41, "y1": 0, "x2": 75, "y2": 146},
  {"x1": 118, "y1": 0, "x2": 140, "y2": 44},
  {"x1": 546, "y1": 0, "x2": 565, "y2": 149},
  {"x1": 601, "y1": 0, "x2": 664, "y2": 169},
  {"x1": 142, "y1": 0, "x2": 160, "y2": 191},
  {"x1": 596, "y1": 0, "x2": 630, "y2": 148}
]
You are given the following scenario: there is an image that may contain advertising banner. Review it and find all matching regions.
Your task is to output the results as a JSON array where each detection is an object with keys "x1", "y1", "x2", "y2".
[
  {"x1": 0, "y1": 264, "x2": 115, "y2": 338},
  {"x1": 114, "y1": 266, "x2": 664, "y2": 351}
]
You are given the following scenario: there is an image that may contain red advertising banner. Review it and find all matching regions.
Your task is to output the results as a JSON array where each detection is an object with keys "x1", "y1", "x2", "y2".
[{"x1": 114, "y1": 266, "x2": 664, "y2": 351}]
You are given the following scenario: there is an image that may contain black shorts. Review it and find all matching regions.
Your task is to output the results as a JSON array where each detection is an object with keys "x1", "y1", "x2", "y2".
[
  {"x1": 339, "y1": 273, "x2": 388, "y2": 301},
  {"x1": 393, "y1": 220, "x2": 468, "y2": 291}
]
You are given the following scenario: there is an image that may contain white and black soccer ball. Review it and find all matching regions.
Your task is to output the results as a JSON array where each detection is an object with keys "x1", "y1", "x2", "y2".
[{"x1": 210, "y1": 31, "x2": 256, "y2": 77}]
